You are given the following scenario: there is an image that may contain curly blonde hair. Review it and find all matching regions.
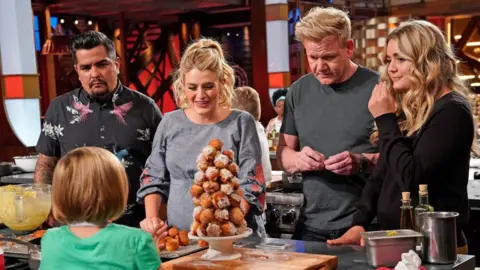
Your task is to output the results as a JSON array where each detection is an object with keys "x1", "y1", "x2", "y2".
[
  {"x1": 370, "y1": 20, "x2": 478, "y2": 154},
  {"x1": 295, "y1": 7, "x2": 351, "y2": 46},
  {"x1": 172, "y1": 38, "x2": 235, "y2": 109}
]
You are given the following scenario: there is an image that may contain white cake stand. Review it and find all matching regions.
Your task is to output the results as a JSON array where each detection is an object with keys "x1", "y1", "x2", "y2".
[{"x1": 188, "y1": 228, "x2": 253, "y2": 261}]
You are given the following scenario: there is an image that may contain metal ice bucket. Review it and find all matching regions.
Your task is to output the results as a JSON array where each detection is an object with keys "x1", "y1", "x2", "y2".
[{"x1": 418, "y1": 211, "x2": 459, "y2": 264}]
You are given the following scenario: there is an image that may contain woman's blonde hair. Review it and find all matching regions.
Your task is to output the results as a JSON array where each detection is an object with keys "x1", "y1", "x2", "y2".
[
  {"x1": 371, "y1": 20, "x2": 478, "y2": 154},
  {"x1": 232, "y1": 86, "x2": 261, "y2": 121},
  {"x1": 295, "y1": 7, "x2": 351, "y2": 46},
  {"x1": 52, "y1": 147, "x2": 128, "y2": 225},
  {"x1": 172, "y1": 38, "x2": 235, "y2": 109}
]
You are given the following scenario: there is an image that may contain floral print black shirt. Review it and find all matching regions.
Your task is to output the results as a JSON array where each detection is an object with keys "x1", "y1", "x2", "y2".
[{"x1": 36, "y1": 83, "x2": 162, "y2": 226}]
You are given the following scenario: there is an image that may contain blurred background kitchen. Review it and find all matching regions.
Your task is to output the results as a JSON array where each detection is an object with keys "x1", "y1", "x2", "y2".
[{"x1": 1, "y1": 0, "x2": 480, "y2": 266}]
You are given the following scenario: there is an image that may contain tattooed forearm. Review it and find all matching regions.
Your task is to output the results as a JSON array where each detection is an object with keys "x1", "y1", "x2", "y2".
[{"x1": 34, "y1": 154, "x2": 58, "y2": 184}]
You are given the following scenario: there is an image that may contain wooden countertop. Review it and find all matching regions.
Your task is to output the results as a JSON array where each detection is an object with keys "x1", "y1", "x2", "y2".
[
  {"x1": 160, "y1": 247, "x2": 338, "y2": 270},
  {"x1": 156, "y1": 236, "x2": 475, "y2": 270}
]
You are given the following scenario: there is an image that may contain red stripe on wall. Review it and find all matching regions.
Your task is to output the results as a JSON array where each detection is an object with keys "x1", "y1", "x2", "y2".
[{"x1": 3, "y1": 76, "x2": 24, "y2": 98}]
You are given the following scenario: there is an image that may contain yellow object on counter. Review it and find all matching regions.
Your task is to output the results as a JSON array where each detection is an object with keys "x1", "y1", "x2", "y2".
[
  {"x1": 386, "y1": 230, "x2": 398, "y2": 237},
  {"x1": 0, "y1": 184, "x2": 51, "y2": 231}
]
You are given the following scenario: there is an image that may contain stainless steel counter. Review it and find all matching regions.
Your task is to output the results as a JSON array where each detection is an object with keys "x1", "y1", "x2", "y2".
[
  {"x1": 237, "y1": 236, "x2": 476, "y2": 270},
  {"x1": 0, "y1": 173, "x2": 34, "y2": 185},
  {"x1": 0, "y1": 227, "x2": 475, "y2": 269}
]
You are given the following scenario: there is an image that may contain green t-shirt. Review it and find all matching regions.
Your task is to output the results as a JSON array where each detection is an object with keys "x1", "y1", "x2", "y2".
[{"x1": 39, "y1": 224, "x2": 161, "y2": 270}]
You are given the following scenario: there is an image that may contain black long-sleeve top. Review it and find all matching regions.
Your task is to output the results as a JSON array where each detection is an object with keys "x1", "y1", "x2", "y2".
[{"x1": 352, "y1": 92, "x2": 473, "y2": 245}]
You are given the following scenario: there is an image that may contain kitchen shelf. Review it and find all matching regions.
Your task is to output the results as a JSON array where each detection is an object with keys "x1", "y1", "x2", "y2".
[{"x1": 352, "y1": 16, "x2": 409, "y2": 72}]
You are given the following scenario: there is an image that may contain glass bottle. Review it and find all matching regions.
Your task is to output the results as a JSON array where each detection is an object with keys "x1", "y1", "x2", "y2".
[
  {"x1": 273, "y1": 128, "x2": 279, "y2": 152},
  {"x1": 400, "y1": 192, "x2": 415, "y2": 230},
  {"x1": 267, "y1": 133, "x2": 273, "y2": 152},
  {"x1": 268, "y1": 128, "x2": 277, "y2": 152},
  {"x1": 414, "y1": 184, "x2": 434, "y2": 231}
]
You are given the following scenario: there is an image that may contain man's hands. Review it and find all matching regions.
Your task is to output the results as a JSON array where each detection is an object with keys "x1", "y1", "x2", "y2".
[
  {"x1": 293, "y1": 148, "x2": 369, "y2": 176},
  {"x1": 295, "y1": 146, "x2": 325, "y2": 172},
  {"x1": 324, "y1": 151, "x2": 363, "y2": 175},
  {"x1": 295, "y1": 146, "x2": 372, "y2": 175}
]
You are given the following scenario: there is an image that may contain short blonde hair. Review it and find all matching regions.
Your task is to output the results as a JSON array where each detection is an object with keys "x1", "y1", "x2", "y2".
[
  {"x1": 52, "y1": 147, "x2": 128, "y2": 225},
  {"x1": 173, "y1": 38, "x2": 235, "y2": 109},
  {"x1": 232, "y1": 86, "x2": 261, "y2": 121},
  {"x1": 295, "y1": 7, "x2": 351, "y2": 45}
]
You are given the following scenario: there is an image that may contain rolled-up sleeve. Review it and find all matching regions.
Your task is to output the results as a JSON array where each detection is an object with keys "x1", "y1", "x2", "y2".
[
  {"x1": 137, "y1": 118, "x2": 170, "y2": 204},
  {"x1": 237, "y1": 113, "x2": 266, "y2": 215}
]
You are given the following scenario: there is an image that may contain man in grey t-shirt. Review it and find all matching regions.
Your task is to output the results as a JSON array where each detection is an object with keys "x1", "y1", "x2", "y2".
[{"x1": 277, "y1": 7, "x2": 379, "y2": 241}]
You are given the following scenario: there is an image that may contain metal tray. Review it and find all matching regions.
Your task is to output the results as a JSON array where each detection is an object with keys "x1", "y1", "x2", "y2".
[
  {"x1": 0, "y1": 235, "x2": 40, "y2": 259},
  {"x1": 361, "y1": 229, "x2": 422, "y2": 241},
  {"x1": 361, "y1": 230, "x2": 422, "y2": 268},
  {"x1": 158, "y1": 240, "x2": 207, "y2": 259}
]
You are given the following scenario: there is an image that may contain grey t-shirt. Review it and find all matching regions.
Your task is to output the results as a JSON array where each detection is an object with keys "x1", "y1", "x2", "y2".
[
  {"x1": 137, "y1": 109, "x2": 266, "y2": 233},
  {"x1": 281, "y1": 66, "x2": 379, "y2": 230}
]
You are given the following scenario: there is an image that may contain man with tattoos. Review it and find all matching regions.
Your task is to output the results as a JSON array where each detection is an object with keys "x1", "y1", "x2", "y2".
[{"x1": 35, "y1": 31, "x2": 162, "y2": 227}]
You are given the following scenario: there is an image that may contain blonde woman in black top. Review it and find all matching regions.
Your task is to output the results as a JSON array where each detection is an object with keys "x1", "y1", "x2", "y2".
[{"x1": 328, "y1": 20, "x2": 477, "y2": 254}]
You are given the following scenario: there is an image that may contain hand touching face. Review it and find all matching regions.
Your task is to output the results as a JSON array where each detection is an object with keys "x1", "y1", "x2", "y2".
[{"x1": 368, "y1": 81, "x2": 396, "y2": 118}]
